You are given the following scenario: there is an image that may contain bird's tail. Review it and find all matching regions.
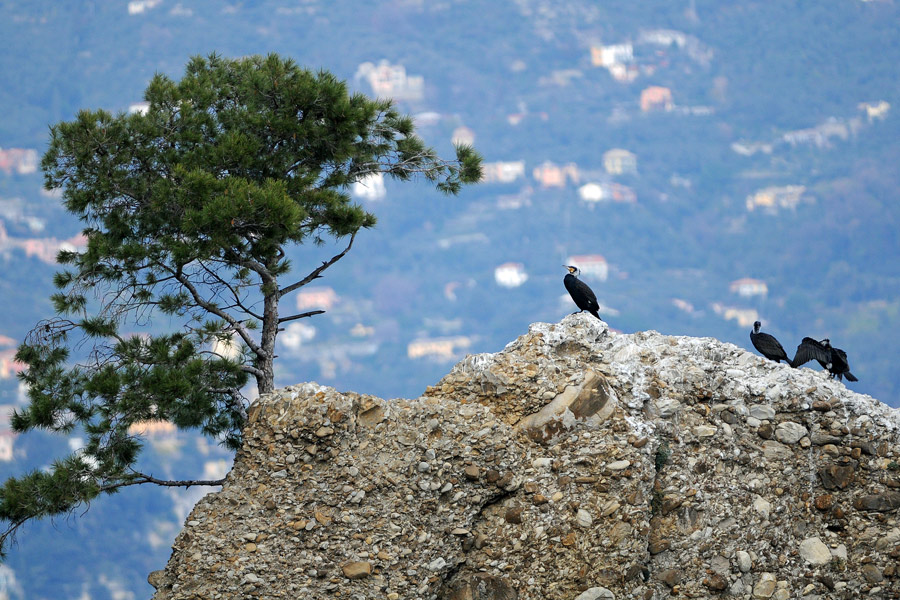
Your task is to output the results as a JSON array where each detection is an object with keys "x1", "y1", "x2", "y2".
[{"x1": 845, "y1": 372, "x2": 858, "y2": 382}]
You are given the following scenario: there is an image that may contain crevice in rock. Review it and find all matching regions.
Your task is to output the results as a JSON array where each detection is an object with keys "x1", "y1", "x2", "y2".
[
  {"x1": 475, "y1": 486, "x2": 516, "y2": 520},
  {"x1": 643, "y1": 433, "x2": 673, "y2": 588},
  {"x1": 438, "y1": 555, "x2": 468, "y2": 597},
  {"x1": 437, "y1": 485, "x2": 518, "y2": 597}
]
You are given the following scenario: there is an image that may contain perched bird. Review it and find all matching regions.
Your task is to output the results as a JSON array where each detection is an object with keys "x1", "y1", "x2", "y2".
[
  {"x1": 791, "y1": 337, "x2": 858, "y2": 382},
  {"x1": 563, "y1": 265, "x2": 601, "y2": 320},
  {"x1": 749, "y1": 321, "x2": 792, "y2": 365}
]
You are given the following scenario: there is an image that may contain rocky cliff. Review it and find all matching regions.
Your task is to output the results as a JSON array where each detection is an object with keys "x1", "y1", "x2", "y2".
[{"x1": 149, "y1": 315, "x2": 900, "y2": 599}]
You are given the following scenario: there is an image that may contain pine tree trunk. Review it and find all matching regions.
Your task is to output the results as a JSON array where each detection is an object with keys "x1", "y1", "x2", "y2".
[{"x1": 257, "y1": 292, "x2": 278, "y2": 395}]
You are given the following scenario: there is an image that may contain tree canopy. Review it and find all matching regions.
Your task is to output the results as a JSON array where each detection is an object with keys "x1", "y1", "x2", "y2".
[{"x1": 0, "y1": 53, "x2": 481, "y2": 553}]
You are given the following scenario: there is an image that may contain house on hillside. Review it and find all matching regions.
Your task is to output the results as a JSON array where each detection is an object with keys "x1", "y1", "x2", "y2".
[
  {"x1": 128, "y1": 420, "x2": 178, "y2": 439},
  {"x1": 279, "y1": 322, "x2": 317, "y2": 351},
  {"x1": 0, "y1": 350, "x2": 25, "y2": 380},
  {"x1": 452, "y1": 126, "x2": 476, "y2": 146},
  {"x1": 355, "y1": 60, "x2": 424, "y2": 102},
  {"x1": 745, "y1": 185, "x2": 807, "y2": 212},
  {"x1": 731, "y1": 141, "x2": 773, "y2": 156},
  {"x1": 16, "y1": 232, "x2": 88, "y2": 264},
  {"x1": 640, "y1": 86, "x2": 673, "y2": 112},
  {"x1": 407, "y1": 336, "x2": 472, "y2": 361},
  {"x1": 638, "y1": 29, "x2": 713, "y2": 66},
  {"x1": 567, "y1": 255, "x2": 608, "y2": 281},
  {"x1": 532, "y1": 162, "x2": 579, "y2": 188},
  {"x1": 858, "y1": 101, "x2": 890, "y2": 122},
  {"x1": 712, "y1": 303, "x2": 758, "y2": 328},
  {"x1": 730, "y1": 278, "x2": 768, "y2": 298},
  {"x1": 781, "y1": 118, "x2": 851, "y2": 149},
  {"x1": 128, "y1": 0, "x2": 162, "y2": 15},
  {"x1": 296, "y1": 287, "x2": 339, "y2": 311},
  {"x1": 602, "y1": 149, "x2": 637, "y2": 175},
  {"x1": 590, "y1": 43, "x2": 638, "y2": 82},
  {"x1": 494, "y1": 262, "x2": 528, "y2": 288},
  {"x1": 578, "y1": 182, "x2": 636, "y2": 204},
  {"x1": 590, "y1": 43, "x2": 633, "y2": 68},
  {"x1": 0, "y1": 148, "x2": 38, "y2": 175},
  {"x1": 481, "y1": 161, "x2": 525, "y2": 184},
  {"x1": 0, "y1": 431, "x2": 15, "y2": 462}
]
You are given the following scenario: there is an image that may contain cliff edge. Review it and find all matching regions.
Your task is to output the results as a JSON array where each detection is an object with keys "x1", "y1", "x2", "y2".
[{"x1": 150, "y1": 315, "x2": 900, "y2": 599}]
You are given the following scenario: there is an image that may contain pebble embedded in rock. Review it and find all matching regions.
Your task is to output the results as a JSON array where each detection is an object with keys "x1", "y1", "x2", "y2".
[
  {"x1": 341, "y1": 561, "x2": 372, "y2": 579},
  {"x1": 574, "y1": 587, "x2": 615, "y2": 600},
  {"x1": 749, "y1": 404, "x2": 776, "y2": 421},
  {"x1": 575, "y1": 508, "x2": 593, "y2": 528},
  {"x1": 736, "y1": 550, "x2": 752, "y2": 573},
  {"x1": 799, "y1": 537, "x2": 831, "y2": 565},
  {"x1": 505, "y1": 507, "x2": 524, "y2": 524},
  {"x1": 752, "y1": 573, "x2": 776, "y2": 598},
  {"x1": 774, "y1": 421, "x2": 808, "y2": 444}
]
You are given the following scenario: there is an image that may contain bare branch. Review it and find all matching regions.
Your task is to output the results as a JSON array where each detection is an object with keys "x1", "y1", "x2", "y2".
[
  {"x1": 101, "y1": 472, "x2": 226, "y2": 491},
  {"x1": 196, "y1": 259, "x2": 263, "y2": 320},
  {"x1": 160, "y1": 263, "x2": 266, "y2": 360},
  {"x1": 278, "y1": 310, "x2": 325, "y2": 324},
  {"x1": 278, "y1": 231, "x2": 356, "y2": 299}
]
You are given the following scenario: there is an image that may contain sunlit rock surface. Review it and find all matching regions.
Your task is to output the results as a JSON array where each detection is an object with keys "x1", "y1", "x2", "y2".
[{"x1": 151, "y1": 314, "x2": 900, "y2": 600}]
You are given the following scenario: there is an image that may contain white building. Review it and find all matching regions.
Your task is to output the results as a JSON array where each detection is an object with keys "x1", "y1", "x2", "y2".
[
  {"x1": 0, "y1": 432, "x2": 14, "y2": 462},
  {"x1": 481, "y1": 161, "x2": 526, "y2": 184},
  {"x1": 407, "y1": 336, "x2": 472, "y2": 361},
  {"x1": 280, "y1": 322, "x2": 317, "y2": 351},
  {"x1": 128, "y1": 0, "x2": 162, "y2": 15},
  {"x1": 296, "y1": 287, "x2": 339, "y2": 311},
  {"x1": 494, "y1": 262, "x2": 528, "y2": 288},
  {"x1": 591, "y1": 43, "x2": 634, "y2": 68},
  {"x1": 578, "y1": 183, "x2": 607, "y2": 203},
  {"x1": 355, "y1": 60, "x2": 425, "y2": 102},
  {"x1": 730, "y1": 278, "x2": 768, "y2": 298},
  {"x1": 451, "y1": 126, "x2": 475, "y2": 146}
]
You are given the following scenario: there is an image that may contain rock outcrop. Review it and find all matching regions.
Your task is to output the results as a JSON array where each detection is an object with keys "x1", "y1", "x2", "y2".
[{"x1": 150, "y1": 315, "x2": 900, "y2": 599}]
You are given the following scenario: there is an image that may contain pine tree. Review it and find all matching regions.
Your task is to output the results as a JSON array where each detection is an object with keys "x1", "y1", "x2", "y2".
[{"x1": 0, "y1": 53, "x2": 481, "y2": 553}]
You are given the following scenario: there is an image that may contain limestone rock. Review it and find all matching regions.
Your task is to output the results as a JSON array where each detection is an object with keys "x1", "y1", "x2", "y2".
[
  {"x1": 150, "y1": 315, "x2": 900, "y2": 600},
  {"x1": 574, "y1": 587, "x2": 614, "y2": 600},
  {"x1": 799, "y1": 537, "x2": 831, "y2": 565},
  {"x1": 752, "y1": 573, "x2": 776, "y2": 598},
  {"x1": 774, "y1": 421, "x2": 808, "y2": 444},
  {"x1": 736, "y1": 550, "x2": 752, "y2": 573}
]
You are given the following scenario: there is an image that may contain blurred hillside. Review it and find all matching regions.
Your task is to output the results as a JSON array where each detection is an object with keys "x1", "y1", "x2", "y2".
[{"x1": 0, "y1": 1, "x2": 898, "y2": 598}]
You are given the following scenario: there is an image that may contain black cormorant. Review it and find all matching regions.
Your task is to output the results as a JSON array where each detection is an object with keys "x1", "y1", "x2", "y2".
[
  {"x1": 791, "y1": 337, "x2": 858, "y2": 382},
  {"x1": 750, "y1": 321, "x2": 792, "y2": 365},
  {"x1": 563, "y1": 265, "x2": 601, "y2": 319}
]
